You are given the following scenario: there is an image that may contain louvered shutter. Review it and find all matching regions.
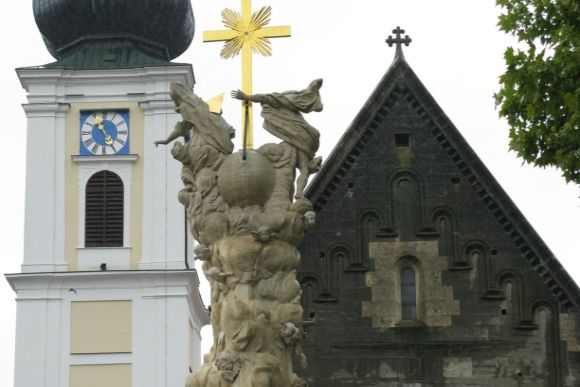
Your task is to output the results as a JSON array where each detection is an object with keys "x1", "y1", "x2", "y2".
[{"x1": 85, "y1": 170, "x2": 124, "y2": 247}]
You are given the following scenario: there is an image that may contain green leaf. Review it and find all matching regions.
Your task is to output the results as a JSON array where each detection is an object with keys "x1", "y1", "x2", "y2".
[
  {"x1": 563, "y1": 93, "x2": 576, "y2": 112},
  {"x1": 495, "y1": 0, "x2": 580, "y2": 184}
]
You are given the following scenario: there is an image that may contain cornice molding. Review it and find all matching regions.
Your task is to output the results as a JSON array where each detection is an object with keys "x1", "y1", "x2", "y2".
[
  {"x1": 72, "y1": 154, "x2": 139, "y2": 164},
  {"x1": 22, "y1": 102, "x2": 70, "y2": 115}
]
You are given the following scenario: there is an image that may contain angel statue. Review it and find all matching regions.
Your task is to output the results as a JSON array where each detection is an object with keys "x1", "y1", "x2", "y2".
[{"x1": 231, "y1": 79, "x2": 323, "y2": 199}]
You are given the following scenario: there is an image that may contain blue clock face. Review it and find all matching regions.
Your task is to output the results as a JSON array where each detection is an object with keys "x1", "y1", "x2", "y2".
[{"x1": 80, "y1": 110, "x2": 130, "y2": 156}]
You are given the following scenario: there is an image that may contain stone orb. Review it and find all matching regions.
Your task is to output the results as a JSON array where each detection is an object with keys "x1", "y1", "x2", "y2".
[{"x1": 218, "y1": 150, "x2": 274, "y2": 208}]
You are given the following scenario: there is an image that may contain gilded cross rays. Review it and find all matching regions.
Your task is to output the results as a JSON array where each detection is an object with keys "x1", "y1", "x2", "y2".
[{"x1": 203, "y1": 0, "x2": 291, "y2": 149}]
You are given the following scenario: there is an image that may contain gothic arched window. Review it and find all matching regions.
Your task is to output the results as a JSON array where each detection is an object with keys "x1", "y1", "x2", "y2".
[
  {"x1": 85, "y1": 170, "x2": 124, "y2": 247},
  {"x1": 401, "y1": 267, "x2": 417, "y2": 320}
]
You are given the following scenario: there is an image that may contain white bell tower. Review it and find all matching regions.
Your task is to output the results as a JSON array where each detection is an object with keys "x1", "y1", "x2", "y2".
[{"x1": 5, "y1": 1, "x2": 209, "y2": 386}]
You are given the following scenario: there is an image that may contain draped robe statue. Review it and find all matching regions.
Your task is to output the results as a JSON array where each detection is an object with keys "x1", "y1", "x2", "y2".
[
  {"x1": 232, "y1": 79, "x2": 323, "y2": 199},
  {"x1": 157, "y1": 81, "x2": 323, "y2": 387}
]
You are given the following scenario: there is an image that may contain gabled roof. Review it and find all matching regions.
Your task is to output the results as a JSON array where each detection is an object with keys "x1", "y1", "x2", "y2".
[{"x1": 306, "y1": 55, "x2": 580, "y2": 310}]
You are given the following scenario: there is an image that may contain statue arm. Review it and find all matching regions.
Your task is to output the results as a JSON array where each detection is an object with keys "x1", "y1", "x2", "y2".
[
  {"x1": 231, "y1": 90, "x2": 271, "y2": 105},
  {"x1": 154, "y1": 121, "x2": 191, "y2": 146}
]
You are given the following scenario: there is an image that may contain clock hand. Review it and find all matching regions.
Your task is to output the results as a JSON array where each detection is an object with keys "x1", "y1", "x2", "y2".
[
  {"x1": 98, "y1": 125, "x2": 114, "y2": 145},
  {"x1": 95, "y1": 116, "x2": 114, "y2": 145},
  {"x1": 103, "y1": 132, "x2": 114, "y2": 145}
]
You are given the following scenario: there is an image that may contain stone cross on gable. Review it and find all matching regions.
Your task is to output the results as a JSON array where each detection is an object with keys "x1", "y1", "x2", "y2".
[{"x1": 386, "y1": 26, "x2": 412, "y2": 58}]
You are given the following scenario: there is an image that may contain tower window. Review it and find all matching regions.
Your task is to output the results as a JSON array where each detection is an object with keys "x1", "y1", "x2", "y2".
[
  {"x1": 401, "y1": 267, "x2": 417, "y2": 320},
  {"x1": 395, "y1": 133, "x2": 410, "y2": 148},
  {"x1": 85, "y1": 170, "x2": 124, "y2": 247}
]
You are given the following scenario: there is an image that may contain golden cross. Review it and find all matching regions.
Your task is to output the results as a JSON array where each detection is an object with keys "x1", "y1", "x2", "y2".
[{"x1": 203, "y1": 0, "x2": 291, "y2": 149}]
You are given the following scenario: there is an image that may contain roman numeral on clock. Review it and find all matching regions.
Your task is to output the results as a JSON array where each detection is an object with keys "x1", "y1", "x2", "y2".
[
  {"x1": 116, "y1": 138, "x2": 125, "y2": 146},
  {"x1": 84, "y1": 138, "x2": 94, "y2": 147},
  {"x1": 118, "y1": 130, "x2": 128, "y2": 135},
  {"x1": 91, "y1": 144, "x2": 99, "y2": 153}
]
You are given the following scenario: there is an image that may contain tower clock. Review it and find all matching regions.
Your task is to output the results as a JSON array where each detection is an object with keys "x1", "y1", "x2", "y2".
[{"x1": 80, "y1": 110, "x2": 130, "y2": 156}]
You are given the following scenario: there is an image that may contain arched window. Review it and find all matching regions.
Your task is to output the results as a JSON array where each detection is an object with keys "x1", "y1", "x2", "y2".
[
  {"x1": 401, "y1": 267, "x2": 417, "y2": 320},
  {"x1": 85, "y1": 170, "x2": 124, "y2": 247}
]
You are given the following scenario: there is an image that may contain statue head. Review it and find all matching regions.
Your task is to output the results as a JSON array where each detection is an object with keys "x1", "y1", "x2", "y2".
[
  {"x1": 170, "y1": 82, "x2": 190, "y2": 110},
  {"x1": 194, "y1": 244, "x2": 212, "y2": 261},
  {"x1": 303, "y1": 211, "x2": 316, "y2": 227},
  {"x1": 305, "y1": 78, "x2": 324, "y2": 112},
  {"x1": 309, "y1": 78, "x2": 323, "y2": 90},
  {"x1": 251, "y1": 226, "x2": 279, "y2": 243}
]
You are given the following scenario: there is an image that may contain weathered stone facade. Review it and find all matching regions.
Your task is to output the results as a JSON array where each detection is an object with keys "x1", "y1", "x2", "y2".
[
  {"x1": 297, "y1": 55, "x2": 580, "y2": 386},
  {"x1": 362, "y1": 241, "x2": 460, "y2": 328}
]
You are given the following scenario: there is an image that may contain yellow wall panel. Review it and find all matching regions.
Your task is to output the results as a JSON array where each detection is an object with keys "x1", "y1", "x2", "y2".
[
  {"x1": 71, "y1": 300, "x2": 132, "y2": 353},
  {"x1": 129, "y1": 104, "x2": 144, "y2": 270},
  {"x1": 70, "y1": 364, "x2": 131, "y2": 387}
]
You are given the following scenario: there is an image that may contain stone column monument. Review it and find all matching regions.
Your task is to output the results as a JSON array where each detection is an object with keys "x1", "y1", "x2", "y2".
[{"x1": 157, "y1": 79, "x2": 324, "y2": 387}]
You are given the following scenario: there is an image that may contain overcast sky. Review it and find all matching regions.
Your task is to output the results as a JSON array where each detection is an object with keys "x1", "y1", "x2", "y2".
[{"x1": 1, "y1": 1, "x2": 578, "y2": 385}]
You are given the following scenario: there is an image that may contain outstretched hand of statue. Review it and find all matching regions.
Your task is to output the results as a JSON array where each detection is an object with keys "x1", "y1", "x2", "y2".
[
  {"x1": 154, "y1": 121, "x2": 189, "y2": 147},
  {"x1": 231, "y1": 89, "x2": 248, "y2": 101}
]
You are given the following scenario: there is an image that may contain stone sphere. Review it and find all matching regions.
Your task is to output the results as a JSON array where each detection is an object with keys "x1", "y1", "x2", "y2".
[{"x1": 218, "y1": 150, "x2": 274, "y2": 208}]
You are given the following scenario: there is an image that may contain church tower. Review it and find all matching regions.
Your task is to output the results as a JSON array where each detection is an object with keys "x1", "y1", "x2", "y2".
[{"x1": 5, "y1": 1, "x2": 209, "y2": 386}]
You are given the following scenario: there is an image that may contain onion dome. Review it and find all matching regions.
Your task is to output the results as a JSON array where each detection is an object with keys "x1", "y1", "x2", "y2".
[{"x1": 33, "y1": 0, "x2": 194, "y2": 69}]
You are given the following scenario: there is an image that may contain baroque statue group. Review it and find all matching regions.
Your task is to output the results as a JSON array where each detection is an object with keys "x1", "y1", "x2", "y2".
[{"x1": 156, "y1": 79, "x2": 324, "y2": 387}]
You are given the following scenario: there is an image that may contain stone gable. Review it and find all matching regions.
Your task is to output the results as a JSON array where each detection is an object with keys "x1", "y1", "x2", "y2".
[{"x1": 298, "y1": 55, "x2": 580, "y2": 386}]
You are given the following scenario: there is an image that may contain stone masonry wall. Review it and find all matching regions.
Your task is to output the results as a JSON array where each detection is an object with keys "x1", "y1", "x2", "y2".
[
  {"x1": 363, "y1": 240, "x2": 460, "y2": 328},
  {"x1": 298, "y1": 61, "x2": 579, "y2": 386}
]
